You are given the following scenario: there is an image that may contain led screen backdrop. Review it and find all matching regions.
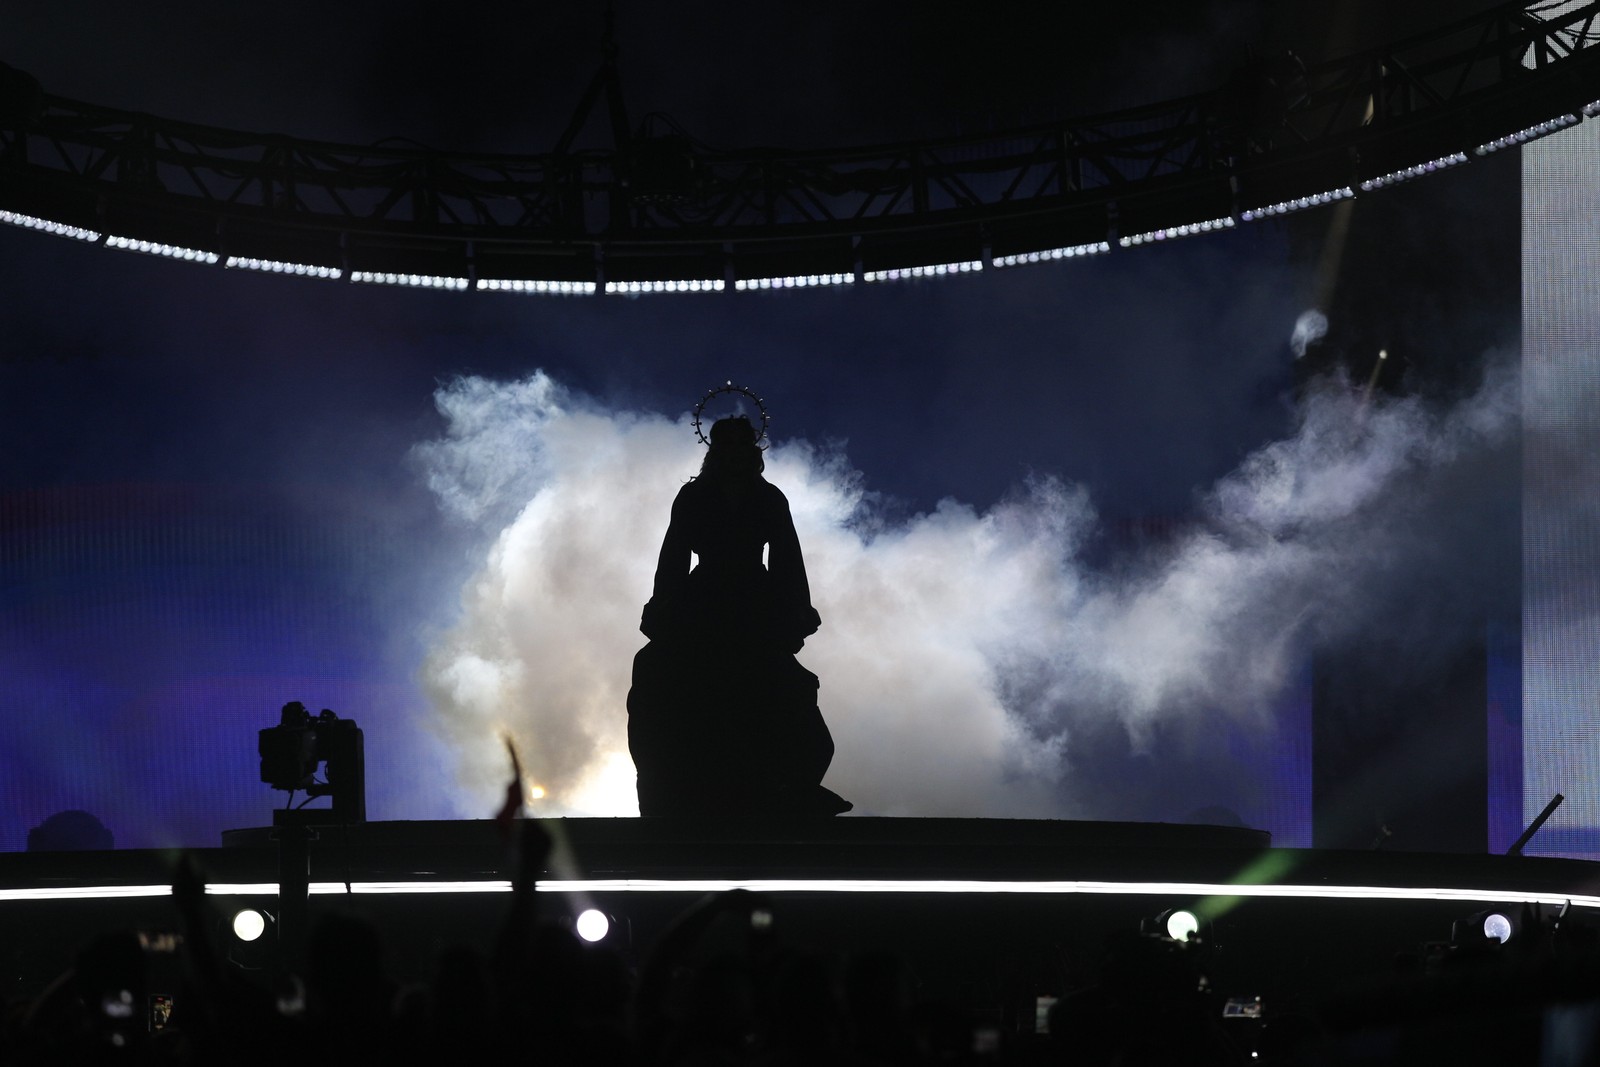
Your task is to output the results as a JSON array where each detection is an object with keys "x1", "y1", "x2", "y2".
[
  {"x1": 1522, "y1": 119, "x2": 1600, "y2": 858},
  {"x1": 0, "y1": 122, "x2": 1538, "y2": 854}
]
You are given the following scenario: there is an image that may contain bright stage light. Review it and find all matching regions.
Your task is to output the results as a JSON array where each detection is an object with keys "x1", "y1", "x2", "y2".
[
  {"x1": 603, "y1": 278, "x2": 725, "y2": 294},
  {"x1": 1164, "y1": 909, "x2": 1200, "y2": 942},
  {"x1": 0, "y1": 208, "x2": 100, "y2": 242},
  {"x1": 1474, "y1": 114, "x2": 1580, "y2": 156},
  {"x1": 231, "y1": 909, "x2": 267, "y2": 942},
  {"x1": 1584, "y1": 100, "x2": 1600, "y2": 118},
  {"x1": 1483, "y1": 912, "x2": 1513, "y2": 943},
  {"x1": 1358, "y1": 152, "x2": 1469, "y2": 192},
  {"x1": 862, "y1": 259, "x2": 983, "y2": 283},
  {"x1": 575, "y1": 908, "x2": 610, "y2": 943},
  {"x1": 734, "y1": 273, "x2": 854, "y2": 290},
  {"x1": 1240, "y1": 187, "x2": 1354, "y2": 222},
  {"x1": 1119, "y1": 217, "x2": 1235, "y2": 248},
  {"x1": 993, "y1": 241, "x2": 1111, "y2": 268},
  {"x1": 477, "y1": 278, "x2": 597, "y2": 295},
  {"x1": 105, "y1": 235, "x2": 219, "y2": 264},
  {"x1": 350, "y1": 271, "x2": 469, "y2": 291},
  {"x1": 224, "y1": 256, "x2": 341, "y2": 280}
]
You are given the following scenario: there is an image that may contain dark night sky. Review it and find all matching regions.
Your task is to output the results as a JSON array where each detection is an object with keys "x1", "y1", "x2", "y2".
[{"x1": 0, "y1": 0, "x2": 1525, "y2": 846}]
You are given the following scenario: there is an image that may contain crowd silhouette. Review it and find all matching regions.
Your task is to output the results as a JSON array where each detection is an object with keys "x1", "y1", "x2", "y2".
[{"x1": 0, "y1": 818, "x2": 1224, "y2": 1066}]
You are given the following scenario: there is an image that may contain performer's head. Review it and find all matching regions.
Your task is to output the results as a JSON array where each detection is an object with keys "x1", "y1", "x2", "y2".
[{"x1": 700, "y1": 416, "x2": 765, "y2": 479}]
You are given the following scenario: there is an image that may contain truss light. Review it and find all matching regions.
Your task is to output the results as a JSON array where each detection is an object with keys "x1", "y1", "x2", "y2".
[
  {"x1": 1119, "y1": 216, "x2": 1235, "y2": 248},
  {"x1": 993, "y1": 241, "x2": 1111, "y2": 268},
  {"x1": 105, "y1": 235, "x2": 218, "y2": 264},
  {"x1": 350, "y1": 271, "x2": 468, "y2": 291},
  {"x1": 1358, "y1": 152, "x2": 1468, "y2": 191},
  {"x1": 734, "y1": 273, "x2": 854, "y2": 290},
  {"x1": 863, "y1": 259, "x2": 982, "y2": 282},
  {"x1": 225, "y1": 256, "x2": 340, "y2": 280},
  {"x1": 1584, "y1": 101, "x2": 1600, "y2": 118},
  {"x1": 0, "y1": 208, "x2": 100, "y2": 242},
  {"x1": 1241, "y1": 187, "x2": 1354, "y2": 221},
  {"x1": 1474, "y1": 114, "x2": 1580, "y2": 155},
  {"x1": 602, "y1": 278, "x2": 724, "y2": 294},
  {"x1": 477, "y1": 278, "x2": 597, "y2": 295}
]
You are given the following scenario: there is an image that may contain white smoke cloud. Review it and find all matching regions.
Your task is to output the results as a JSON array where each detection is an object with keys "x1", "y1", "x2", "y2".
[{"x1": 414, "y1": 361, "x2": 1516, "y2": 820}]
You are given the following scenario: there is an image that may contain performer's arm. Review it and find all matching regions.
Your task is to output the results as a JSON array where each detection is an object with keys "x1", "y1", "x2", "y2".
[
  {"x1": 767, "y1": 485, "x2": 821, "y2": 644},
  {"x1": 642, "y1": 485, "x2": 694, "y2": 637}
]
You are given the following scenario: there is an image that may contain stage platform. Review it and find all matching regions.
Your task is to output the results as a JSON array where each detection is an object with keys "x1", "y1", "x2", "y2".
[{"x1": 6, "y1": 816, "x2": 1600, "y2": 1045}]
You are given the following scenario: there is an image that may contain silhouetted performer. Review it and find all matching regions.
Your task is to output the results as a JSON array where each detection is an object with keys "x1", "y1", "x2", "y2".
[{"x1": 628, "y1": 416, "x2": 850, "y2": 816}]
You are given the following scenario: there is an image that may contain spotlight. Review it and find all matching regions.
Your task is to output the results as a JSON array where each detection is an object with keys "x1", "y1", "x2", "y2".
[
  {"x1": 232, "y1": 908, "x2": 268, "y2": 942},
  {"x1": 992, "y1": 241, "x2": 1111, "y2": 268},
  {"x1": 105, "y1": 235, "x2": 219, "y2": 264},
  {"x1": 1118, "y1": 217, "x2": 1235, "y2": 248},
  {"x1": 1143, "y1": 907, "x2": 1206, "y2": 943},
  {"x1": 575, "y1": 908, "x2": 610, "y2": 943},
  {"x1": 1357, "y1": 152, "x2": 1468, "y2": 192},
  {"x1": 734, "y1": 273, "x2": 854, "y2": 290},
  {"x1": 862, "y1": 259, "x2": 982, "y2": 283},
  {"x1": 1240, "y1": 186, "x2": 1353, "y2": 222},
  {"x1": 1453, "y1": 908, "x2": 1514, "y2": 947},
  {"x1": 350, "y1": 271, "x2": 469, "y2": 291},
  {"x1": 1165, "y1": 909, "x2": 1201, "y2": 943},
  {"x1": 0, "y1": 208, "x2": 99, "y2": 242},
  {"x1": 1474, "y1": 114, "x2": 1579, "y2": 156},
  {"x1": 476, "y1": 278, "x2": 596, "y2": 295},
  {"x1": 224, "y1": 256, "x2": 341, "y2": 280},
  {"x1": 603, "y1": 278, "x2": 724, "y2": 294}
]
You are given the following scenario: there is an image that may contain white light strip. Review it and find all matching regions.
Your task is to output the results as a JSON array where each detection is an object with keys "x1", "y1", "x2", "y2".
[
  {"x1": 603, "y1": 278, "x2": 725, "y2": 294},
  {"x1": 1474, "y1": 114, "x2": 1580, "y2": 156},
  {"x1": 6, "y1": 877, "x2": 1600, "y2": 908},
  {"x1": 349, "y1": 880, "x2": 513, "y2": 894},
  {"x1": 350, "y1": 271, "x2": 469, "y2": 291},
  {"x1": 863, "y1": 260, "x2": 982, "y2": 282},
  {"x1": 203, "y1": 883, "x2": 281, "y2": 896},
  {"x1": 0, "y1": 884, "x2": 173, "y2": 901},
  {"x1": 477, "y1": 278, "x2": 597, "y2": 295},
  {"x1": 105, "y1": 235, "x2": 218, "y2": 264},
  {"x1": 993, "y1": 241, "x2": 1111, "y2": 268},
  {"x1": 0, "y1": 208, "x2": 100, "y2": 242},
  {"x1": 1240, "y1": 187, "x2": 1354, "y2": 222},
  {"x1": 533, "y1": 878, "x2": 1600, "y2": 908},
  {"x1": 734, "y1": 273, "x2": 854, "y2": 291},
  {"x1": 224, "y1": 256, "x2": 341, "y2": 280},
  {"x1": 1358, "y1": 152, "x2": 1469, "y2": 192},
  {"x1": 1119, "y1": 216, "x2": 1235, "y2": 248}
]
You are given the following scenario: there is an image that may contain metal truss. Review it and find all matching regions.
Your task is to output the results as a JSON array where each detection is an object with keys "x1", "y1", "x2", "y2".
[{"x1": 0, "y1": 0, "x2": 1597, "y2": 284}]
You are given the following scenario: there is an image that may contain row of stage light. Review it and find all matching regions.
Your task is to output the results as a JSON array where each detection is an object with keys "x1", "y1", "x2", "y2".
[
  {"x1": 4, "y1": 877, "x2": 1600, "y2": 909},
  {"x1": 2, "y1": 105, "x2": 1596, "y2": 294}
]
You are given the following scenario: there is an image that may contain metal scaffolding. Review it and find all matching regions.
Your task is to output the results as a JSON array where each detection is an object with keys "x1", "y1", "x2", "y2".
[{"x1": 0, "y1": 0, "x2": 1596, "y2": 289}]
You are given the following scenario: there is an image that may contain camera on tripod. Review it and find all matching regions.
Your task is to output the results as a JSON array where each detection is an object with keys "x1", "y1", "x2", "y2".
[{"x1": 258, "y1": 702, "x2": 366, "y2": 822}]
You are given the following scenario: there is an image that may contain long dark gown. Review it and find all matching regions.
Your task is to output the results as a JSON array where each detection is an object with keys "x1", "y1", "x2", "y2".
[{"x1": 627, "y1": 473, "x2": 850, "y2": 816}]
